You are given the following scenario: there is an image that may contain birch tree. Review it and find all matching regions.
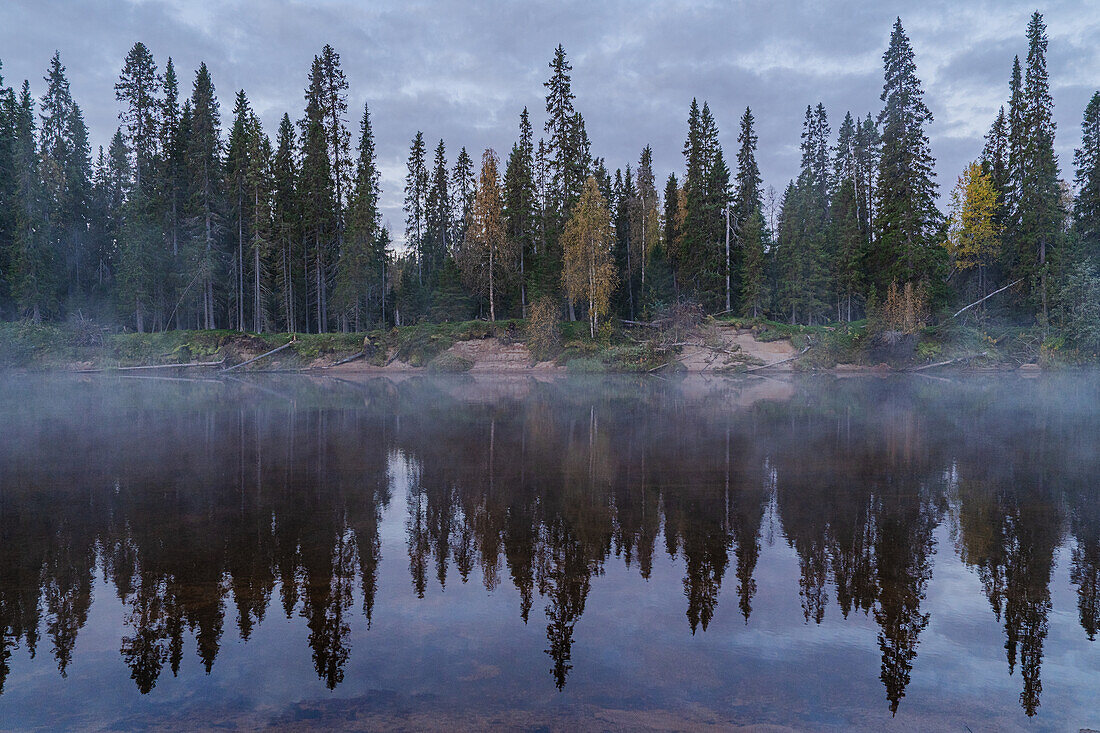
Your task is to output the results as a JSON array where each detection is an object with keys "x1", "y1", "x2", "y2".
[
  {"x1": 460, "y1": 149, "x2": 513, "y2": 321},
  {"x1": 561, "y1": 176, "x2": 616, "y2": 337}
]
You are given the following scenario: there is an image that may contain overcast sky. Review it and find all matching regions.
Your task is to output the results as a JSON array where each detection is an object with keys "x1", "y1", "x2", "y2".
[{"x1": 3, "y1": 0, "x2": 1099, "y2": 242}]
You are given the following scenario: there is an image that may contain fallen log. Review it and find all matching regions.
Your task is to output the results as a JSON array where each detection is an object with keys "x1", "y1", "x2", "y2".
[
  {"x1": 744, "y1": 345, "x2": 811, "y2": 371},
  {"x1": 72, "y1": 359, "x2": 224, "y2": 374},
  {"x1": 905, "y1": 352, "x2": 987, "y2": 372},
  {"x1": 221, "y1": 339, "x2": 295, "y2": 373},
  {"x1": 324, "y1": 351, "x2": 365, "y2": 368},
  {"x1": 952, "y1": 279, "x2": 1022, "y2": 318}
]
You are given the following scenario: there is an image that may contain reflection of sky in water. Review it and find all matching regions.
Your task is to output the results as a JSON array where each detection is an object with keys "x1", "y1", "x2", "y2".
[{"x1": 1, "y1": 374, "x2": 1099, "y2": 731}]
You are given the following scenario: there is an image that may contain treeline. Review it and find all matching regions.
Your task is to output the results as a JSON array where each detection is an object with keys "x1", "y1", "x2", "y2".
[{"x1": 0, "y1": 13, "x2": 1098, "y2": 336}]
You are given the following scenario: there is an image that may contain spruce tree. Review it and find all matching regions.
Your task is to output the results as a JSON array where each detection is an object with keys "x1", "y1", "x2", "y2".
[
  {"x1": 504, "y1": 108, "x2": 538, "y2": 313},
  {"x1": 39, "y1": 52, "x2": 91, "y2": 309},
  {"x1": 315, "y1": 45, "x2": 351, "y2": 254},
  {"x1": 10, "y1": 81, "x2": 54, "y2": 322},
  {"x1": 424, "y1": 139, "x2": 451, "y2": 285},
  {"x1": 335, "y1": 103, "x2": 384, "y2": 330},
  {"x1": 226, "y1": 90, "x2": 255, "y2": 330},
  {"x1": 185, "y1": 62, "x2": 224, "y2": 330},
  {"x1": 1014, "y1": 12, "x2": 1061, "y2": 318},
  {"x1": 1074, "y1": 92, "x2": 1100, "y2": 262},
  {"x1": 734, "y1": 107, "x2": 763, "y2": 229},
  {"x1": 114, "y1": 42, "x2": 159, "y2": 190},
  {"x1": 0, "y1": 62, "x2": 15, "y2": 317},
  {"x1": 403, "y1": 131, "x2": 428, "y2": 289},
  {"x1": 450, "y1": 146, "x2": 476, "y2": 249},
  {"x1": 300, "y1": 69, "x2": 334, "y2": 332},
  {"x1": 662, "y1": 172, "x2": 683, "y2": 295},
  {"x1": 873, "y1": 18, "x2": 940, "y2": 290},
  {"x1": 271, "y1": 114, "x2": 301, "y2": 331},
  {"x1": 631, "y1": 146, "x2": 660, "y2": 295}
]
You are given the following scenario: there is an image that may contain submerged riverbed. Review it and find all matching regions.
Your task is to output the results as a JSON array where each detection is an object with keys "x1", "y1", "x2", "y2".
[{"x1": 1, "y1": 373, "x2": 1098, "y2": 730}]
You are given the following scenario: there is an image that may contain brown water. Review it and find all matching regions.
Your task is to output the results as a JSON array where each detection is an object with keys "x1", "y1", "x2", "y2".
[{"x1": 0, "y1": 373, "x2": 1098, "y2": 731}]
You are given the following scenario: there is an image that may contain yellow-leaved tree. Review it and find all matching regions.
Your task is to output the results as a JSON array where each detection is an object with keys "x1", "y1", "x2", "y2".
[
  {"x1": 460, "y1": 149, "x2": 514, "y2": 321},
  {"x1": 561, "y1": 176, "x2": 617, "y2": 338},
  {"x1": 943, "y1": 161, "x2": 1002, "y2": 300}
]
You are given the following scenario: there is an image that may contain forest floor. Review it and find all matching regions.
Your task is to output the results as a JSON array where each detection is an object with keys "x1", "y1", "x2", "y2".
[{"x1": 0, "y1": 314, "x2": 1084, "y2": 375}]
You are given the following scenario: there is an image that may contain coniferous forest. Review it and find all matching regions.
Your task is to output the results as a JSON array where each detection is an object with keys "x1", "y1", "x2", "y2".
[{"x1": 1, "y1": 13, "x2": 1098, "y2": 349}]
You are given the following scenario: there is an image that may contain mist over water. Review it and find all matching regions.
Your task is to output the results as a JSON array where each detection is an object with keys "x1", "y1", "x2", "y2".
[{"x1": 1, "y1": 373, "x2": 1098, "y2": 730}]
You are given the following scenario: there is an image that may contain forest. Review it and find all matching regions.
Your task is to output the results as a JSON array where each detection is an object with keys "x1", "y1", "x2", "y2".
[{"x1": 1, "y1": 12, "x2": 1098, "y2": 353}]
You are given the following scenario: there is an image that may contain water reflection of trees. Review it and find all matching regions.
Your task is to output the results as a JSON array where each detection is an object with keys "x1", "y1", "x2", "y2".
[{"x1": 1, "y1": 375, "x2": 1098, "y2": 717}]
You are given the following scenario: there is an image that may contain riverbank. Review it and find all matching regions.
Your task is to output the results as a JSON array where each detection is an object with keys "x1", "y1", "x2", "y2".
[{"x1": 0, "y1": 315, "x2": 1085, "y2": 375}]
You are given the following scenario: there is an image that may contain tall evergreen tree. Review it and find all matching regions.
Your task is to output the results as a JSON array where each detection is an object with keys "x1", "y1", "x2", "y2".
[
  {"x1": 38, "y1": 52, "x2": 91, "y2": 309},
  {"x1": 0, "y1": 62, "x2": 15, "y2": 317},
  {"x1": 1074, "y1": 92, "x2": 1100, "y2": 263},
  {"x1": 314, "y1": 45, "x2": 351, "y2": 254},
  {"x1": 873, "y1": 18, "x2": 940, "y2": 290},
  {"x1": 271, "y1": 114, "x2": 301, "y2": 331},
  {"x1": 450, "y1": 147, "x2": 476, "y2": 250},
  {"x1": 334, "y1": 102, "x2": 385, "y2": 330},
  {"x1": 185, "y1": 62, "x2": 224, "y2": 330},
  {"x1": 9, "y1": 81, "x2": 54, "y2": 321},
  {"x1": 504, "y1": 108, "x2": 538, "y2": 314},
  {"x1": 1013, "y1": 12, "x2": 1062, "y2": 318},
  {"x1": 300, "y1": 67, "x2": 335, "y2": 332},
  {"x1": 114, "y1": 42, "x2": 159, "y2": 190},
  {"x1": 403, "y1": 131, "x2": 428, "y2": 288},
  {"x1": 543, "y1": 45, "x2": 590, "y2": 224},
  {"x1": 424, "y1": 138, "x2": 451, "y2": 284}
]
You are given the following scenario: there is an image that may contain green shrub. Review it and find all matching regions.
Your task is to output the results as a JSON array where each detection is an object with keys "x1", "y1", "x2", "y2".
[{"x1": 427, "y1": 352, "x2": 474, "y2": 372}]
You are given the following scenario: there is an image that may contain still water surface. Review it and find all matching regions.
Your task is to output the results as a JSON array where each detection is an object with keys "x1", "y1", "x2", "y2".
[{"x1": 1, "y1": 373, "x2": 1098, "y2": 730}]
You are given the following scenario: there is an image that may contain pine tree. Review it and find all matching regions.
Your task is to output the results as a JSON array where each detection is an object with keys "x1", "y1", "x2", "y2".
[
  {"x1": 0, "y1": 62, "x2": 15, "y2": 317},
  {"x1": 459, "y1": 149, "x2": 513, "y2": 321},
  {"x1": 561, "y1": 175, "x2": 616, "y2": 337},
  {"x1": 832, "y1": 111, "x2": 869, "y2": 320},
  {"x1": 114, "y1": 42, "x2": 159, "y2": 191},
  {"x1": 983, "y1": 106, "x2": 1009, "y2": 201},
  {"x1": 544, "y1": 45, "x2": 591, "y2": 222},
  {"x1": 1014, "y1": 12, "x2": 1062, "y2": 318},
  {"x1": 10, "y1": 81, "x2": 54, "y2": 321},
  {"x1": 680, "y1": 100, "x2": 729, "y2": 306},
  {"x1": 873, "y1": 18, "x2": 940, "y2": 290},
  {"x1": 630, "y1": 146, "x2": 660, "y2": 298},
  {"x1": 854, "y1": 113, "x2": 880, "y2": 242},
  {"x1": 315, "y1": 45, "x2": 351, "y2": 254},
  {"x1": 185, "y1": 62, "x2": 224, "y2": 330},
  {"x1": 504, "y1": 108, "x2": 538, "y2": 314},
  {"x1": 734, "y1": 107, "x2": 765, "y2": 315},
  {"x1": 1074, "y1": 92, "x2": 1100, "y2": 262},
  {"x1": 403, "y1": 131, "x2": 428, "y2": 290},
  {"x1": 271, "y1": 114, "x2": 300, "y2": 331},
  {"x1": 424, "y1": 139, "x2": 451, "y2": 285},
  {"x1": 226, "y1": 90, "x2": 255, "y2": 330},
  {"x1": 734, "y1": 107, "x2": 763, "y2": 229},
  {"x1": 662, "y1": 172, "x2": 684, "y2": 295},
  {"x1": 300, "y1": 66, "x2": 334, "y2": 332},
  {"x1": 335, "y1": 102, "x2": 384, "y2": 330},
  {"x1": 38, "y1": 52, "x2": 91, "y2": 309}
]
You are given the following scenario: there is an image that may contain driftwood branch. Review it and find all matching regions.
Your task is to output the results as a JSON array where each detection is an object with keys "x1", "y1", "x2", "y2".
[
  {"x1": 221, "y1": 340, "x2": 295, "y2": 373},
  {"x1": 952, "y1": 279, "x2": 1023, "y2": 318}
]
